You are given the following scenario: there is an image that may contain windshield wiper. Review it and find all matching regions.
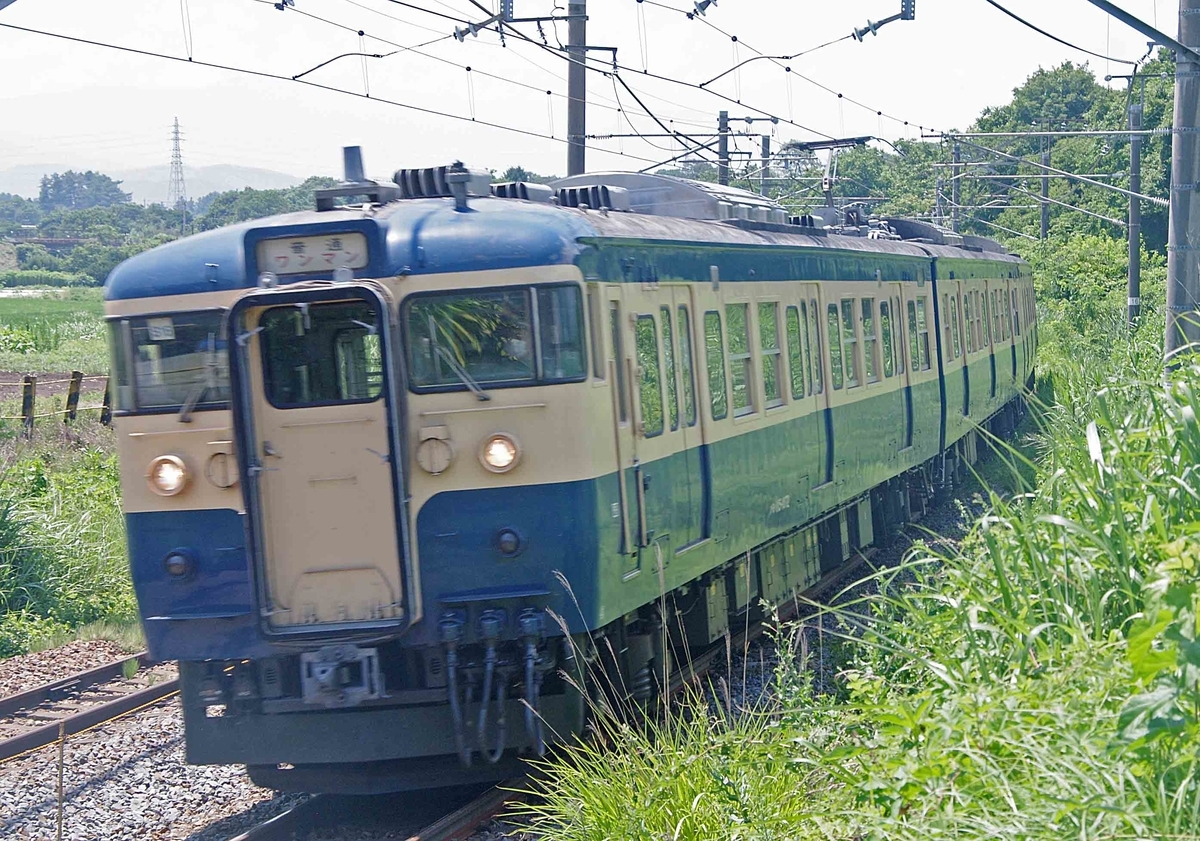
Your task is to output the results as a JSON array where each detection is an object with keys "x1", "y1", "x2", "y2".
[
  {"x1": 179, "y1": 332, "x2": 220, "y2": 422},
  {"x1": 428, "y1": 315, "x2": 490, "y2": 401}
]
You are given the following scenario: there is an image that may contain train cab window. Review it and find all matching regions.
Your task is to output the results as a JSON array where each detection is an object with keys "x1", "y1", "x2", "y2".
[
  {"x1": 892, "y1": 297, "x2": 906, "y2": 375},
  {"x1": 786, "y1": 306, "x2": 805, "y2": 398},
  {"x1": 726, "y1": 304, "x2": 755, "y2": 416},
  {"x1": 704, "y1": 311, "x2": 728, "y2": 420},
  {"x1": 678, "y1": 307, "x2": 697, "y2": 427},
  {"x1": 635, "y1": 315, "x2": 664, "y2": 437},
  {"x1": 660, "y1": 306, "x2": 679, "y2": 431},
  {"x1": 827, "y1": 304, "x2": 844, "y2": 390},
  {"x1": 879, "y1": 301, "x2": 895, "y2": 379},
  {"x1": 110, "y1": 310, "x2": 231, "y2": 413},
  {"x1": 861, "y1": 298, "x2": 879, "y2": 383},
  {"x1": 405, "y1": 285, "x2": 585, "y2": 392},
  {"x1": 759, "y1": 303, "x2": 783, "y2": 408},
  {"x1": 840, "y1": 299, "x2": 860, "y2": 388},
  {"x1": 261, "y1": 301, "x2": 383, "y2": 408},
  {"x1": 587, "y1": 287, "x2": 605, "y2": 380}
]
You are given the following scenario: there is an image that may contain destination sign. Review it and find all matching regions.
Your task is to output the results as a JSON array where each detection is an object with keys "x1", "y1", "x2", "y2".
[{"x1": 256, "y1": 232, "x2": 369, "y2": 275}]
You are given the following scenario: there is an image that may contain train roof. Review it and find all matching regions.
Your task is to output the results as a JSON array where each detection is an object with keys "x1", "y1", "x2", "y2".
[{"x1": 104, "y1": 166, "x2": 1026, "y2": 302}]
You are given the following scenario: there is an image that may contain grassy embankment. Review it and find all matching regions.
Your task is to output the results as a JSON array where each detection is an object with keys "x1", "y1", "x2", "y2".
[
  {"x1": 0, "y1": 288, "x2": 138, "y2": 657},
  {"x1": 521, "y1": 285, "x2": 1200, "y2": 834}
]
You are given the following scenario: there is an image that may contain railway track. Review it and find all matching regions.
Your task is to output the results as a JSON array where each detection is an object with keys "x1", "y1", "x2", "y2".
[{"x1": 0, "y1": 651, "x2": 179, "y2": 762}]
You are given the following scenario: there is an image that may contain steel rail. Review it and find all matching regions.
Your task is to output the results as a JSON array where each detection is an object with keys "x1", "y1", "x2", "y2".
[
  {"x1": 0, "y1": 677, "x2": 180, "y2": 762},
  {"x1": 0, "y1": 652, "x2": 150, "y2": 718}
]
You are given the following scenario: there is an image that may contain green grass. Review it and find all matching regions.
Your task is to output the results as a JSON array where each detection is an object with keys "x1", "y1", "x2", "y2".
[
  {"x1": 0, "y1": 392, "x2": 136, "y2": 658},
  {"x1": 0, "y1": 287, "x2": 108, "y2": 375},
  {"x1": 521, "y1": 310, "x2": 1200, "y2": 840}
]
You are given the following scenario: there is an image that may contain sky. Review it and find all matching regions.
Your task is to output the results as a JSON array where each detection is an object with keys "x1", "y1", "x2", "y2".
[{"x1": 0, "y1": 0, "x2": 1183, "y2": 193}]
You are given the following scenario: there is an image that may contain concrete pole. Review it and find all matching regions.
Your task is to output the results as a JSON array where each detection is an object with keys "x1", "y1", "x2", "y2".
[
  {"x1": 1166, "y1": 0, "x2": 1200, "y2": 361},
  {"x1": 566, "y1": 0, "x2": 587, "y2": 176},
  {"x1": 718, "y1": 111, "x2": 730, "y2": 186},
  {"x1": 951, "y1": 142, "x2": 962, "y2": 232},
  {"x1": 760, "y1": 135, "x2": 770, "y2": 196},
  {"x1": 1041, "y1": 145, "x2": 1051, "y2": 239},
  {"x1": 1128, "y1": 94, "x2": 1143, "y2": 328}
]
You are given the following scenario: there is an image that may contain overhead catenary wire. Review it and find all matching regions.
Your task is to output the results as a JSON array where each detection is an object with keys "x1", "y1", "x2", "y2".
[
  {"x1": 981, "y1": 0, "x2": 1138, "y2": 65},
  {"x1": 0, "y1": 21, "x2": 673, "y2": 168}
]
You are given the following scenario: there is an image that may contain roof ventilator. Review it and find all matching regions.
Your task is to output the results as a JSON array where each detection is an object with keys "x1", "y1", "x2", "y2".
[
  {"x1": 556, "y1": 185, "x2": 631, "y2": 211},
  {"x1": 315, "y1": 146, "x2": 403, "y2": 211},
  {"x1": 491, "y1": 182, "x2": 555, "y2": 203},
  {"x1": 392, "y1": 163, "x2": 491, "y2": 203}
]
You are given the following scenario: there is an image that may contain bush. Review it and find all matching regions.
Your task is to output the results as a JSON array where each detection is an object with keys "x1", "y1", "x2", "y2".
[{"x1": 0, "y1": 270, "x2": 96, "y2": 288}]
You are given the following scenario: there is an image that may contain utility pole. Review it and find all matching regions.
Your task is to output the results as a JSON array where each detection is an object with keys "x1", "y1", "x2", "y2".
[
  {"x1": 1128, "y1": 90, "x2": 1143, "y2": 327},
  {"x1": 1040, "y1": 142, "x2": 1051, "y2": 239},
  {"x1": 1166, "y1": 0, "x2": 1200, "y2": 360},
  {"x1": 718, "y1": 111, "x2": 730, "y2": 186},
  {"x1": 951, "y1": 142, "x2": 961, "y2": 232},
  {"x1": 167, "y1": 117, "x2": 188, "y2": 236},
  {"x1": 760, "y1": 135, "x2": 770, "y2": 196},
  {"x1": 1083, "y1": 0, "x2": 1200, "y2": 360},
  {"x1": 566, "y1": 0, "x2": 587, "y2": 176}
]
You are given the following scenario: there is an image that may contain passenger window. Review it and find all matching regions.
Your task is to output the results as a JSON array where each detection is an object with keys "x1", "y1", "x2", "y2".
[
  {"x1": 916, "y1": 297, "x2": 931, "y2": 370},
  {"x1": 809, "y1": 299, "x2": 823, "y2": 394},
  {"x1": 786, "y1": 306, "x2": 805, "y2": 398},
  {"x1": 861, "y1": 298, "x2": 879, "y2": 383},
  {"x1": 726, "y1": 303, "x2": 754, "y2": 416},
  {"x1": 609, "y1": 302, "x2": 627, "y2": 423},
  {"x1": 893, "y1": 296, "x2": 906, "y2": 375},
  {"x1": 827, "y1": 304, "x2": 844, "y2": 390},
  {"x1": 587, "y1": 286, "x2": 604, "y2": 380},
  {"x1": 840, "y1": 298, "x2": 859, "y2": 388},
  {"x1": 635, "y1": 315, "x2": 663, "y2": 437},
  {"x1": 262, "y1": 301, "x2": 383, "y2": 408},
  {"x1": 963, "y1": 293, "x2": 974, "y2": 354},
  {"x1": 950, "y1": 295, "x2": 962, "y2": 359},
  {"x1": 879, "y1": 301, "x2": 895, "y2": 378},
  {"x1": 759, "y1": 303, "x2": 783, "y2": 408},
  {"x1": 704, "y1": 311, "x2": 728, "y2": 420},
  {"x1": 678, "y1": 307, "x2": 697, "y2": 427},
  {"x1": 660, "y1": 306, "x2": 679, "y2": 431}
]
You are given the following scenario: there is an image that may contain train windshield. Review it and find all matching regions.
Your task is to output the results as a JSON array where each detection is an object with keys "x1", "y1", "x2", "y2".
[
  {"x1": 405, "y1": 285, "x2": 586, "y2": 391},
  {"x1": 109, "y1": 311, "x2": 231, "y2": 412}
]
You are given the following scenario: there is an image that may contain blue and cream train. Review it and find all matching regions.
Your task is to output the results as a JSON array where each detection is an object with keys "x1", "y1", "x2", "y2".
[{"x1": 104, "y1": 153, "x2": 1035, "y2": 792}]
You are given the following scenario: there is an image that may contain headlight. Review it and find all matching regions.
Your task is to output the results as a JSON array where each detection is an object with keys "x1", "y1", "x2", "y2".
[
  {"x1": 480, "y1": 433, "x2": 520, "y2": 473},
  {"x1": 147, "y1": 455, "x2": 189, "y2": 496}
]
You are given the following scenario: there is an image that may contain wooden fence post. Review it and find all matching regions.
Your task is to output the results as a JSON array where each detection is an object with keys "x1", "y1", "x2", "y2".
[
  {"x1": 100, "y1": 377, "x2": 112, "y2": 427},
  {"x1": 64, "y1": 371, "x2": 82, "y2": 424},
  {"x1": 21, "y1": 375, "x2": 35, "y2": 438}
]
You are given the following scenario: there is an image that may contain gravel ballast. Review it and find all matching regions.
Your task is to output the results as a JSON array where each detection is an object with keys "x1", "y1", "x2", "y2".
[
  {"x1": 0, "y1": 640, "x2": 136, "y2": 698},
  {"x1": 0, "y1": 697, "x2": 304, "y2": 841}
]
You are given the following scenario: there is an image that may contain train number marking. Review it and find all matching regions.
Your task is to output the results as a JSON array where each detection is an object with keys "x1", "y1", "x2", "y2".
[{"x1": 768, "y1": 495, "x2": 792, "y2": 516}]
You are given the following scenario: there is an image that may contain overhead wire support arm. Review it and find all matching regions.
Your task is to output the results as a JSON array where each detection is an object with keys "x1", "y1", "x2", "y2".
[
  {"x1": 852, "y1": 0, "x2": 916, "y2": 42},
  {"x1": 1082, "y1": 0, "x2": 1200, "y2": 63}
]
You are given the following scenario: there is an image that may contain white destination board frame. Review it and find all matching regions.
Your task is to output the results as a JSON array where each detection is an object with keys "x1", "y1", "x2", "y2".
[{"x1": 256, "y1": 232, "x2": 369, "y2": 275}]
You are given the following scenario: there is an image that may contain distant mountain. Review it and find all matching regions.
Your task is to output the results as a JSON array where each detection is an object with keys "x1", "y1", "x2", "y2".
[{"x1": 0, "y1": 163, "x2": 309, "y2": 204}]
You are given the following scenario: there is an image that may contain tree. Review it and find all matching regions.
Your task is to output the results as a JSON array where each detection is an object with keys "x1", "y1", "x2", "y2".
[
  {"x1": 37, "y1": 171, "x2": 130, "y2": 211},
  {"x1": 498, "y1": 166, "x2": 556, "y2": 185}
]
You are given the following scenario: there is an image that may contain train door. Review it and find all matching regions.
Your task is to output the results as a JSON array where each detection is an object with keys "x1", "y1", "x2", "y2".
[
  {"x1": 602, "y1": 285, "x2": 636, "y2": 562},
  {"x1": 809, "y1": 283, "x2": 833, "y2": 487},
  {"x1": 673, "y1": 286, "x2": 705, "y2": 550},
  {"x1": 1009, "y1": 282, "x2": 1019, "y2": 382},
  {"x1": 891, "y1": 283, "x2": 914, "y2": 450},
  {"x1": 228, "y1": 284, "x2": 412, "y2": 634}
]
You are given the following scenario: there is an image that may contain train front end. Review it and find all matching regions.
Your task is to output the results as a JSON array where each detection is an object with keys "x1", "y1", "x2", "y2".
[{"x1": 106, "y1": 165, "x2": 607, "y2": 792}]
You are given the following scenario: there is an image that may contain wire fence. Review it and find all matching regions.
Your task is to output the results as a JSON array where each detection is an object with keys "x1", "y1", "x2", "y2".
[{"x1": 0, "y1": 373, "x2": 112, "y2": 435}]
